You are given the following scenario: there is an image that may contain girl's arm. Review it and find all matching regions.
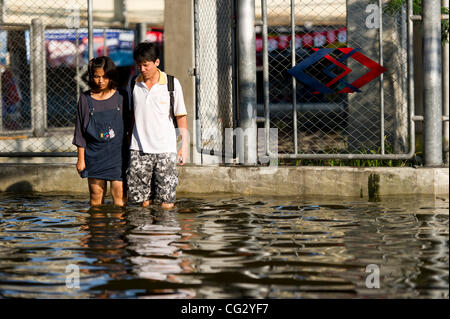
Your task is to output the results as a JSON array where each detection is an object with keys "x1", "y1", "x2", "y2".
[{"x1": 76, "y1": 146, "x2": 86, "y2": 174}]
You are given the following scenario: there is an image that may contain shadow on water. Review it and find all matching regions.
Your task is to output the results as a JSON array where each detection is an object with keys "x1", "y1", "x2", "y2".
[{"x1": 0, "y1": 193, "x2": 448, "y2": 299}]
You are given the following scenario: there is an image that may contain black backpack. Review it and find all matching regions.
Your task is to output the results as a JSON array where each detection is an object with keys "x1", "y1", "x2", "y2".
[{"x1": 129, "y1": 74, "x2": 177, "y2": 129}]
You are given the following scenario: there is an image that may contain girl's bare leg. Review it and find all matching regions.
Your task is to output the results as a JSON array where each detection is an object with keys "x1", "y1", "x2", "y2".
[{"x1": 88, "y1": 178, "x2": 106, "y2": 206}]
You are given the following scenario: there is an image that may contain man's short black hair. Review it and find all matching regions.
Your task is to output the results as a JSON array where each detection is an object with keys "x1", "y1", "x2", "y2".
[
  {"x1": 87, "y1": 56, "x2": 118, "y2": 90},
  {"x1": 133, "y1": 42, "x2": 160, "y2": 64}
]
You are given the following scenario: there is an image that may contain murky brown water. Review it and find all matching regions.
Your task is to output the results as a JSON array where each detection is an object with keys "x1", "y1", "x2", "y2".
[{"x1": 0, "y1": 193, "x2": 448, "y2": 299}]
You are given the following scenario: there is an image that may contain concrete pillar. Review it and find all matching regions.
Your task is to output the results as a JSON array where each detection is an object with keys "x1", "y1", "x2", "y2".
[
  {"x1": 113, "y1": 0, "x2": 127, "y2": 27},
  {"x1": 383, "y1": 5, "x2": 409, "y2": 154},
  {"x1": 347, "y1": 0, "x2": 381, "y2": 152},
  {"x1": 346, "y1": 0, "x2": 409, "y2": 153}
]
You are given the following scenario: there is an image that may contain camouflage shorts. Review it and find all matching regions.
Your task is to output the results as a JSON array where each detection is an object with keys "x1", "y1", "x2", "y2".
[{"x1": 126, "y1": 150, "x2": 178, "y2": 204}]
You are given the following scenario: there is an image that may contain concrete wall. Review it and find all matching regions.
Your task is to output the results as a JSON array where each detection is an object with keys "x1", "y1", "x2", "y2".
[{"x1": 0, "y1": 164, "x2": 448, "y2": 197}]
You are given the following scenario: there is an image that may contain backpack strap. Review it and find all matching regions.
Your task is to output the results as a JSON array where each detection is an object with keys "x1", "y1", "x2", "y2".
[
  {"x1": 116, "y1": 90, "x2": 121, "y2": 111},
  {"x1": 87, "y1": 91, "x2": 94, "y2": 115},
  {"x1": 129, "y1": 74, "x2": 138, "y2": 112},
  {"x1": 167, "y1": 75, "x2": 177, "y2": 128}
]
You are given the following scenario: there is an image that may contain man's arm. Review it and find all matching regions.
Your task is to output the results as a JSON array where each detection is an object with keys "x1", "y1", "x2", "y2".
[
  {"x1": 126, "y1": 111, "x2": 135, "y2": 146},
  {"x1": 176, "y1": 115, "x2": 188, "y2": 165}
]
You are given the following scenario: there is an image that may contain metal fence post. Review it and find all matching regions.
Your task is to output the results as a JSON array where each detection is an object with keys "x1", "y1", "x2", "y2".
[
  {"x1": 290, "y1": 0, "x2": 298, "y2": 155},
  {"x1": 0, "y1": 0, "x2": 4, "y2": 24},
  {"x1": 123, "y1": 0, "x2": 128, "y2": 28},
  {"x1": 423, "y1": 0, "x2": 443, "y2": 166},
  {"x1": 88, "y1": 0, "x2": 93, "y2": 60},
  {"x1": 136, "y1": 23, "x2": 147, "y2": 44},
  {"x1": 443, "y1": 0, "x2": 449, "y2": 165},
  {"x1": 76, "y1": 29, "x2": 80, "y2": 103},
  {"x1": 135, "y1": 22, "x2": 147, "y2": 75},
  {"x1": 31, "y1": 18, "x2": 46, "y2": 137},
  {"x1": 0, "y1": 64, "x2": 3, "y2": 133},
  {"x1": 237, "y1": 0, "x2": 257, "y2": 164},
  {"x1": 378, "y1": 0, "x2": 385, "y2": 154},
  {"x1": 103, "y1": 28, "x2": 107, "y2": 56}
]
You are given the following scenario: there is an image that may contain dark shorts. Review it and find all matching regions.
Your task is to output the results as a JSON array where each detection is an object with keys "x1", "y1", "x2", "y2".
[{"x1": 126, "y1": 150, "x2": 178, "y2": 204}]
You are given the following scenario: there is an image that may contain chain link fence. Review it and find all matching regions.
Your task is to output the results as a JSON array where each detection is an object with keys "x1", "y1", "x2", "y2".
[
  {"x1": 0, "y1": 1, "x2": 152, "y2": 155},
  {"x1": 0, "y1": 0, "x2": 422, "y2": 161},
  {"x1": 258, "y1": 0, "x2": 411, "y2": 157},
  {"x1": 192, "y1": 0, "x2": 413, "y2": 162},
  {"x1": 0, "y1": 0, "x2": 88, "y2": 153}
]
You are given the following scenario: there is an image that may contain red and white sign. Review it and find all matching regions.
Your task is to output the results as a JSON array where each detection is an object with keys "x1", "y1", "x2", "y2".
[
  {"x1": 256, "y1": 27, "x2": 347, "y2": 52},
  {"x1": 145, "y1": 30, "x2": 163, "y2": 43}
]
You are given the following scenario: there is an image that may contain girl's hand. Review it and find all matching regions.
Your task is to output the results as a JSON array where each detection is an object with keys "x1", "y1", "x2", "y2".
[{"x1": 76, "y1": 159, "x2": 86, "y2": 174}]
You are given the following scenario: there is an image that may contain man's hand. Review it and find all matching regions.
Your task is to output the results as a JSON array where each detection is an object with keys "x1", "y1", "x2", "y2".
[
  {"x1": 176, "y1": 115, "x2": 189, "y2": 166},
  {"x1": 177, "y1": 146, "x2": 187, "y2": 166}
]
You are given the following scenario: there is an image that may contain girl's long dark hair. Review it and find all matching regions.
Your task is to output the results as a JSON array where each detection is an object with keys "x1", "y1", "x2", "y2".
[{"x1": 87, "y1": 56, "x2": 118, "y2": 91}]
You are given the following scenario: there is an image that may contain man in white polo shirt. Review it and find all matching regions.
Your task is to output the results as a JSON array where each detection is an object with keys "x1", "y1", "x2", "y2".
[{"x1": 126, "y1": 42, "x2": 188, "y2": 209}]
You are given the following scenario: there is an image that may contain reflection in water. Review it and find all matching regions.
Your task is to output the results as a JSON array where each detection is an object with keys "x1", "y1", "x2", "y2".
[
  {"x1": 0, "y1": 193, "x2": 448, "y2": 299},
  {"x1": 126, "y1": 207, "x2": 195, "y2": 298},
  {"x1": 78, "y1": 206, "x2": 130, "y2": 298}
]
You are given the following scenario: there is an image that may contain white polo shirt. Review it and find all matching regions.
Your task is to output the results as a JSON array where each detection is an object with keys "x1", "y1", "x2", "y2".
[{"x1": 130, "y1": 69, "x2": 187, "y2": 154}]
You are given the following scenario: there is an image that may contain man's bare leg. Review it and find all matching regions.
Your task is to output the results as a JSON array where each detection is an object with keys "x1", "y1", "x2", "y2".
[
  {"x1": 142, "y1": 200, "x2": 152, "y2": 207},
  {"x1": 161, "y1": 203, "x2": 174, "y2": 209}
]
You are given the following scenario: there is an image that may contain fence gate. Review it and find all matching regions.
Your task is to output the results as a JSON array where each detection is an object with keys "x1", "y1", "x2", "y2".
[
  {"x1": 193, "y1": 0, "x2": 236, "y2": 163},
  {"x1": 259, "y1": 0, "x2": 415, "y2": 160}
]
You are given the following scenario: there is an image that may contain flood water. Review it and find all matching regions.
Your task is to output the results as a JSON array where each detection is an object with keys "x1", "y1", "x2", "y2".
[{"x1": 0, "y1": 193, "x2": 448, "y2": 299}]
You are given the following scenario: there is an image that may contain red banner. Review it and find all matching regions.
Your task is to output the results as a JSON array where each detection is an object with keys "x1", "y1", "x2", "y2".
[{"x1": 256, "y1": 27, "x2": 347, "y2": 52}]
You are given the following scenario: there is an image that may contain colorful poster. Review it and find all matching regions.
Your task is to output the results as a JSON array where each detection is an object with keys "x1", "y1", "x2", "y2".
[
  {"x1": 0, "y1": 31, "x2": 7, "y2": 65},
  {"x1": 23, "y1": 28, "x2": 163, "y2": 68},
  {"x1": 44, "y1": 29, "x2": 135, "y2": 67}
]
